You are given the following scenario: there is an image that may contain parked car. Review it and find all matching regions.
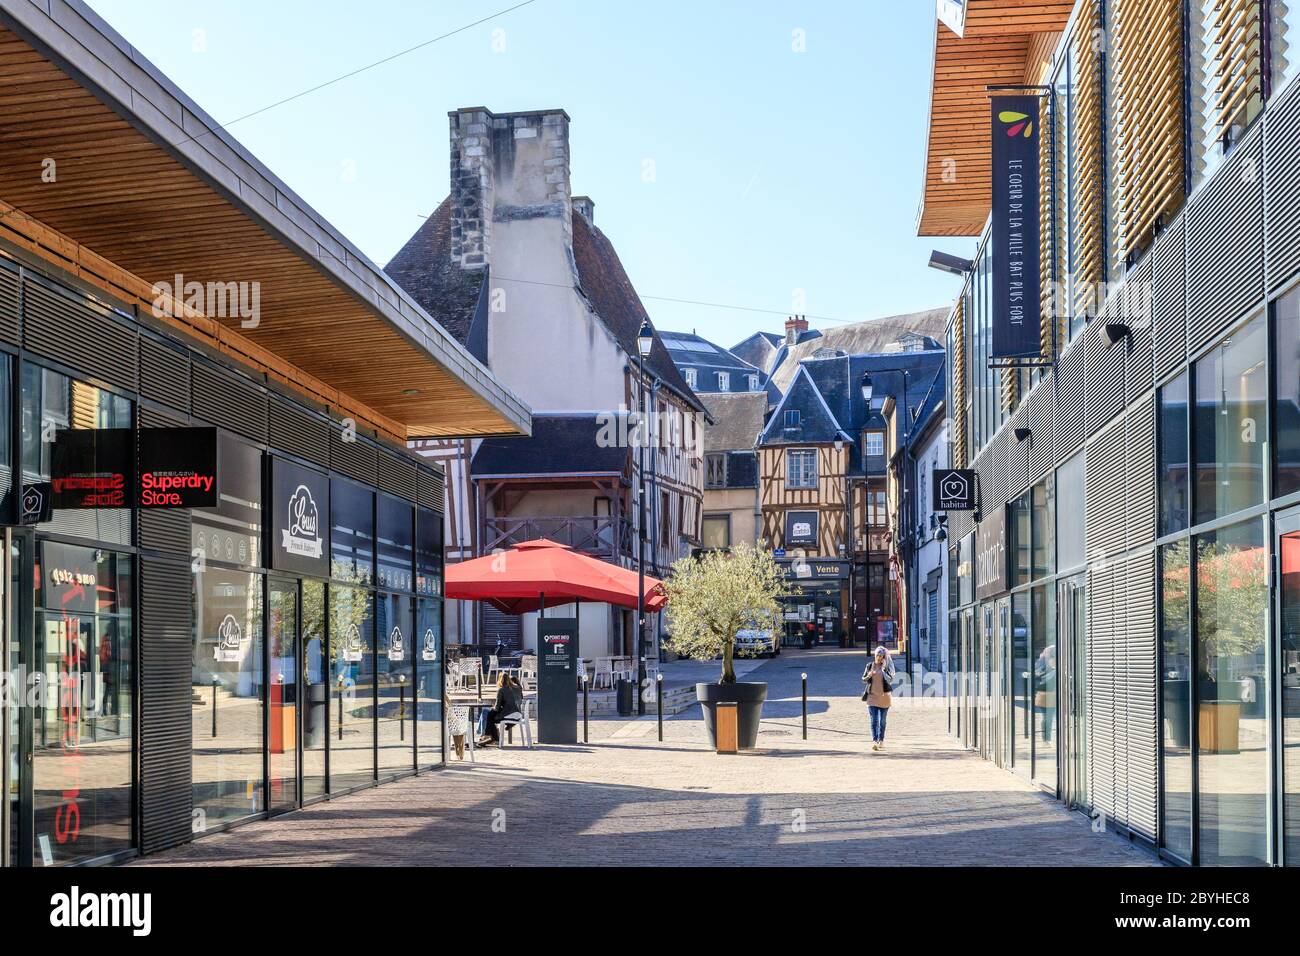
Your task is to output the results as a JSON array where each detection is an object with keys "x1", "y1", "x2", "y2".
[{"x1": 735, "y1": 627, "x2": 780, "y2": 658}]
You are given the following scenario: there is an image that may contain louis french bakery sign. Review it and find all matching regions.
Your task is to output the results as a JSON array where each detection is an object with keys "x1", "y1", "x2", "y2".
[{"x1": 271, "y1": 458, "x2": 330, "y2": 575}]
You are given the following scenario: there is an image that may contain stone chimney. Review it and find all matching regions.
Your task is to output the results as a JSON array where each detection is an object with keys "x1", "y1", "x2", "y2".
[
  {"x1": 448, "y1": 106, "x2": 572, "y2": 269},
  {"x1": 571, "y1": 195, "x2": 595, "y2": 224},
  {"x1": 785, "y1": 314, "x2": 809, "y2": 345}
]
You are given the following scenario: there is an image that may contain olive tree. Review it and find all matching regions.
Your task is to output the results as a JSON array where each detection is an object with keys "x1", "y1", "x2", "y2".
[{"x1": 663, "y1": 543, "x2": 789, "y2": 684}]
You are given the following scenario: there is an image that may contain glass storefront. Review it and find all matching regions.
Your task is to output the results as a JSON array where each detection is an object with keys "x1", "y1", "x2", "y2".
[{"x1": 33, "y1": 542, "x2": 133, "y2": 866}]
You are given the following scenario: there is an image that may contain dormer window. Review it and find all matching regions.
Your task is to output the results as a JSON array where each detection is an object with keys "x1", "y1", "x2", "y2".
[
  {"x1": 864, "y1": 430, "x2": 885, "y2": 457},
  {"x1": 784, "y1": 409, "x2": 801, "y2": 429},
  {"x1": 748, "y1": 374, "x2": 759, "y2": 391},
  {"x1": 684, "y1": 368, "x2": 697, "y2": 389},
  {"x1": 718, "y1": 372, "x2": 730, "y2": 392}
]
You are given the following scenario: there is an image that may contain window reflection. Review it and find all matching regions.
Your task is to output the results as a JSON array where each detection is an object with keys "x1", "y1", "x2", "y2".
[
  {"x1": 330, "y1": 586, "x2": 374, "y2": 791},
  {"x1": 1160, "y1": 539, "x2": 1193, "y2": 861},
  {"x1": 1274, "y1": 288, "x2": 1300, "y2": 499},
  {"x1": 1159, "y1": 373, "x2": 1190, "y2": 535},
  {"x1": 1195, "y1": 521, "x2": 1268, "y2": 865},
  {"x1": 33, "y1": 543, "x2": 133, "y2": 865},
  {"x1": 1194, "y1": 314, "x2": 1267, "y2": 525},
  {"x1": 192, "y1": 568, "x2": 264, "y2": 828}
]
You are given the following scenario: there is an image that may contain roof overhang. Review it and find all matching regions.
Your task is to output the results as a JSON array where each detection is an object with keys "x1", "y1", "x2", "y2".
[
  {"x1": 916, "y1": 1, "x2": 1073, "y2": 237},
  {"x1": 0, "y1": 0, "x2": 530, "y2": 440}
]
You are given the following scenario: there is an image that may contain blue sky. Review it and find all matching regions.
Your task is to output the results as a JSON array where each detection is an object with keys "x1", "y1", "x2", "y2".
[{"x1": 92, "y1": 0, "x2": 968, "y2": 349}]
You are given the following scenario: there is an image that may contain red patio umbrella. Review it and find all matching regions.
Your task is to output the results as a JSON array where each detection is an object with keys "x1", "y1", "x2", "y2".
[{"x1": 445, "y1": 539, "x2": 667, "y2": 615}]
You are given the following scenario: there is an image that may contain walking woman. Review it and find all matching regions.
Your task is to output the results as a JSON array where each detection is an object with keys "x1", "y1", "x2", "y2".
[{"x1": 862, "y1": 646, "x2": 895, "y2": 751}]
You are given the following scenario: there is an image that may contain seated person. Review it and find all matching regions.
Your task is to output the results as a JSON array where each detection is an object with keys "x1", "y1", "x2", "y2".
[{"x1": 478, "y1": 673, "x2": 524, "y2": 747}]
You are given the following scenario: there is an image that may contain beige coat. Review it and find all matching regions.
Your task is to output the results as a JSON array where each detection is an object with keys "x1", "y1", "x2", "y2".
[{"x1": 864, "y1": 665, "x2": 892, "y2": 709}]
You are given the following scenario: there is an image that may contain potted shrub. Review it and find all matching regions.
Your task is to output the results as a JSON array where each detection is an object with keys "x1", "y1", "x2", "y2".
[{"x1": 664, "y1": 543, "x2": 788, "y2": 749}]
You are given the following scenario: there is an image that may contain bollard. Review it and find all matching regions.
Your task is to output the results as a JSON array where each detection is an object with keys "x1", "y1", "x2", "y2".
[
  {"x1": 399, "y1": 684, "x2": 406, "y2": 741},
  {"x1": 801, "y1": 672, "x2": 808, "y2": 740},
  {"x1": 583, "y1": 675, "x2": 589, "y2": 744},
  {"x1": 656, "y1": 673, "x2": 664, "y2": 742},
  {"x1": 212, "y1": 679, "x2": 218, "y2": 738}
]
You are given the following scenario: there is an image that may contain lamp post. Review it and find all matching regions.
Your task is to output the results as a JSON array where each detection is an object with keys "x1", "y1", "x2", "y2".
[
  {"x1": 636, "y1": 319, "x2": 654, "y2": 717},
  {"x1": 900, "y1": 369, "x2": 913, "y2": 680}
]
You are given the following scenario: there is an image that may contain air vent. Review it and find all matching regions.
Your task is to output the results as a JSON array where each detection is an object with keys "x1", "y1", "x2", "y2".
[
  {"x1": 139, "y1": 336, "x2": 191, "y2": 412},
  {"x1": 0, "y1": 260, "x2": 18, "y2": 345},
  {"x1": 377, "y1": 451, "x2": 416, "y2": 502},
  {"x1": 330, "y1": 423, "x2": 377, "y2": 484},
  {"x1": 269, "y1": 397, "x2": 329, "y2": 466}
]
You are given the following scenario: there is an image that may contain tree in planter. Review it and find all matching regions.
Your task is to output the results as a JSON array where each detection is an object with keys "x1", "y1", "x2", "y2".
[{"x1": 663, "y1": 543, "x2": 789, "y2": 684}]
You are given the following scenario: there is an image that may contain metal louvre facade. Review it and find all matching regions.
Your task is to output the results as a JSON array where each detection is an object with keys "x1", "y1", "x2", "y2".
[
  {"x1": 0, "y1": 243, "x2": 448, "y2": 866},
  {"x1": 940, "y1": 4, "x2": 1300, "y2": 865}
]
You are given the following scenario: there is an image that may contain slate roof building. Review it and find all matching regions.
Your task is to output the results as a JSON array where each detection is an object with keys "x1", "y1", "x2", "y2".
[
  {"x1": 755, "y1": 343, "x2": 945, "y2": 652},
  {"x1": 659, "y1": 330, "x2": 764, "y2": 394},
  {"x1": 389, "y1": 108, "x2": 705, "y2": 662},
  {"x1": 698, "y1": 392, "x2": 767, "y2": 553}
]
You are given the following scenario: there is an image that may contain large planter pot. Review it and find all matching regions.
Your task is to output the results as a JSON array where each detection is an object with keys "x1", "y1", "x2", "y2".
[{"x1": 696, "y1": 682, "x2": 768, "y2": 750}]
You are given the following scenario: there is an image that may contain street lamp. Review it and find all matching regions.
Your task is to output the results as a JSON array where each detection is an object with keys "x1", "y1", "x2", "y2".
[
  {"x1": 635, "y1": 319, "x2": 653, "y2": 716},
  {"x1": 860, "y1": 372, "x2": 873, "y2": 405}
]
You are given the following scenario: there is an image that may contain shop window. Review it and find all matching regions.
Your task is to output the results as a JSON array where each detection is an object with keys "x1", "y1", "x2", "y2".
[
  {"x1": 1056, "y1": 451, "x2": 1085, "y2": 571},
  {"x1": 1160, "y1": 538, "x2": 1193, "y2": 862},
  {"x1": 787, "y1": 449, "x2": 818, "y2": 489},
  {"x1": 1194, "y1": 519, "x2": 1268, "y2": 865},
  {"x1": 330, "y1": 585, "x2": 375, "y2": 791},
  {"x1": 1009, "y1": 492, "x2": 1032, "y2": 589},
  {"x1": 1031, "y1": 479, "x2": 1055, "y2": 579},
  {"x1": 21, "y1": 363, "x2": 131, "y2": 544},
  {"x1": 1194, "y1": 313, "x2": 1267, "y2": 525},
  {"x1": 1031, "y1": 584, "x2": 1056, "y2": 790},
  {"x1": 376, "y1": 591, "x2": 414, "y2": 779},
  {"x1": 376, "y1": 494, "x2": 413, "y2": 592},
  {"x1": 193, "y1": 431, "x2": 262, "y2": 568},
  {"x1": 1159, "y1": 372, "x2": 1191, "y2": 534},
  {"x1": 701, "y1": 515, "x2": 730, "y2": 550},
  {"x1": 331, "y1": 478, "x2": 374, "y2": 586},
  {"x1": 192, "y1": 567, "x2": 263, "y2": 828},
  {"x1": 415, "y1": 597, "x2": 443, "y2": 769},
  {"x1": 301, "y1": 579, "x2": 327, "y2": 802},
  {"x1": 1274, "y1": 287, "x2": 1300, "y2": 499},
  {"x1": 1011, "y1": 590, "x2": 1031, "y2": 773},
  {"x1": 416, "y1": 507, "x2": 443, "y2": 598},
  {"x1": 34, "y1": 543, "x2": 133, "y2": 864}
]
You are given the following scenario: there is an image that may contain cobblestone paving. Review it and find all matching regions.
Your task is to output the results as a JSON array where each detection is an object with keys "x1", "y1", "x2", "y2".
[{"x1": 137, "y1": 648, "x2": 1158, "y2": 867}]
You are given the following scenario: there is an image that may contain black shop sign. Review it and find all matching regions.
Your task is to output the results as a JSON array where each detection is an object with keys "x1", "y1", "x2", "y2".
[
  {"x1": 138, "y1": 427, "x2": 218, "y2": 508},
  {"x1": 934, "y1": 468, "x2": 978, "y2": 511},
  {"x1": 269, "y1": 457, "x2": 330, "y2": 576}
]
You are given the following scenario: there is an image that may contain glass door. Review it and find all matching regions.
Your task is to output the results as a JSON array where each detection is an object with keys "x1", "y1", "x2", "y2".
[
  {"x1": 1059, "y1": 575, "x2": 1088, "y2": 809},
  {"x1": 267, "y1": 578, "x2": 299, "y2": 814},
  {"x1": 980, "y1": 603, "x2": 994, "y2": 761},
  {"x1": 1277, "y1": 508, "x2": 1300, "y2": 865}
]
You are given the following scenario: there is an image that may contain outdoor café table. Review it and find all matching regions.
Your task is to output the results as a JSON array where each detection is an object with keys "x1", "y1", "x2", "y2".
[{"x1": 447, "y1": 692, "x2": 537, "y2": 741}]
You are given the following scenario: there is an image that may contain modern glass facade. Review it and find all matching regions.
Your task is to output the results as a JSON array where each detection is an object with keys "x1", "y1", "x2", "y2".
[
  {"x1": 0, "y1": 251, "x2": 448, "y2": 868},
  {"x1": 937, "y1": 0, "x2": 1300, "y2": 866}
]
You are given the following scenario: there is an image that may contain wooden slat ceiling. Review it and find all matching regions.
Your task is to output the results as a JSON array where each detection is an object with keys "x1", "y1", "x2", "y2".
[
  {"x1": 0, "y1": 24, "x2": 526, "y2": 440},
  {"x1": 918, "y1": 1, "x2": 1075, "y2": 236}
]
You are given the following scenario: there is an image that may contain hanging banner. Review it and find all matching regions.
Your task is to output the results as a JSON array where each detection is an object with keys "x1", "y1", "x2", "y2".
[{"x1": 990, "y1": 95, "x2": 1042, "y2": 359}]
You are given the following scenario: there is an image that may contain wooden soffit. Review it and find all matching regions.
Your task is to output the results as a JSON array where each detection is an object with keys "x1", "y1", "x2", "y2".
[
  {"x1": 0, "y1": 0, "x2": 530, "y2": 440},
  {"x1": 917, "y1": 1, "x2": 1074, "y2": 237}
]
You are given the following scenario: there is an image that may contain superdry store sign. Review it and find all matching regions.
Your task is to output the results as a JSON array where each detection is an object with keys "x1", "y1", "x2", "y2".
[
  {"x1": 270, "y1": 457, "x2": 330, "y2": 577},
  {"x1": 50, "y1": 428, "x2": 133, "y2": 509},
  {"x1": 990, "y1": 95, "x2": 1042, "y2": 359},
  {"x1": 138, "y1": 427, "x2": 218, "y2": 508},
  {"x1": 44, "y1": 426, "x2": 217, "y2": 511}
]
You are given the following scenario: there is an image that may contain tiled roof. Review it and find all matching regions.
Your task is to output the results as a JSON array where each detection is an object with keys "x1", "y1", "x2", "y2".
[
  {"x1": 730, "y1": 331, "x2": 785, "y2": 374},
  {"x1": 384, "y1": 198, "x2": 486, "y2": 355},
  {"x1": 661, "y1": 330, "x2": 762, "y2": 395},
  {"x1": 571, "y1": 214, "x2": 705, "y2": 414},
  {"x1": 472, "y1": 413, "x2": 630, "y2": 478}
]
